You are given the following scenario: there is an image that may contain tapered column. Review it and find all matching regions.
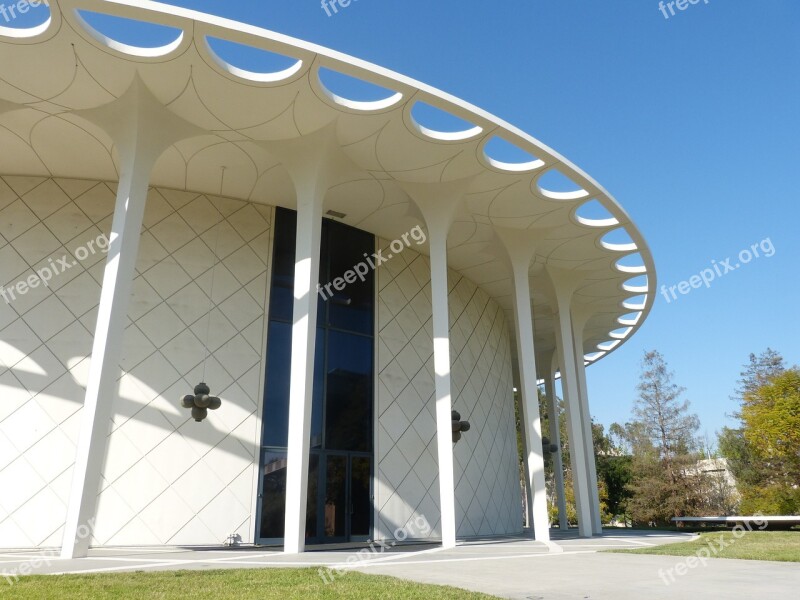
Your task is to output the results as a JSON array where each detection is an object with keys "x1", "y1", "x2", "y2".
[
  {"x1": 546, "y1": 269, "x2": 592, "y2": 537},
  {"x1": 271, "y1": 130, "x2": 337, "y2": 554},
  {"x1": 496, "y1": 228, "x2": 549, "y2": 542},
  {"x1": 283, "y1": 181, "x2": 324, "y2": 553},
  {"x1": 402, "y1": 180, "x2": 471, "y2": 549},
  {"x1": 571, "y1": 315, "x2": 603, "y2": 535},
  {"x1": 514, "y1": 362, "x2": 535, "y2": 530},
  {"x1": 62, "y1": 79, "x2": 200, "y2": 558},
  {"x1": 543, "y1": 358, "x2": 568, "y2": 531},
  {"x1": 429, "y1": 226, "x2": 458, "y2": 548}
]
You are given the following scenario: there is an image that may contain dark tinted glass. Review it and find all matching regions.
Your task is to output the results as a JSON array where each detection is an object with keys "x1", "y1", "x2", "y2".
[
  {"x1": 269, "y1": 208, "x2": 297, "y2": 323},
  {"x1": 258, "y1": 450, "x2": 287, "y2": 539},
  {"x1": 324, "y1": 455, "x2": 347, "y2": 539},
  {"x1": 350, "y1": 457, "x2": 371, "y2": 536},
  {"x1": 262, "y1": 321, "x2": 291, "y2": 447},
  {"x1": 310, "y1": 327, "x2": 325, "y2": 449},
  {"x1": 325, "y1": 221, "x2": 374, "y2": 335},
  {"x1": 324, "y1": 331, "x2": 373, "y2": 452},
  {"x1": 306, "y1": 453, "x2": 319, "y2": 539}
]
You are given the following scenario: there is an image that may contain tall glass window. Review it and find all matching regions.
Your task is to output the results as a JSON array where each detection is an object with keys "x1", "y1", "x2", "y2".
[{"x1": 257, "y1": 207, "x2": 374, "y2": 542}]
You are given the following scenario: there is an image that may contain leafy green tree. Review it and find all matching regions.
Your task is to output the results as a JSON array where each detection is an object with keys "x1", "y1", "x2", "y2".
[
  {"x1": 719, "y1": 349, "x2": 799, "y2": 515},
  {"x1": 536, "y1": 391, "x2": 631, "y2": 526},
  {"x1": 739, "y1": 369, "x2": 800, "y2": 514},
  {"x1": 593, "y1": 423, "x2": 632, "y2": 523}
]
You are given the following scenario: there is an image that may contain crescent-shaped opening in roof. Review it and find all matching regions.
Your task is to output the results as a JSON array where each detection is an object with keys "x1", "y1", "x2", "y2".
[
  {"x1": 618, "y1": 312, "x2": 642, "y2": 326},
  {"x1": 609, "y1": 326, "x2": 633, "y2": 339},
  {"x1": 574, "y1": 199, "x2": 619, "y2": 228},
  {"x1": 622, "y1": 294, "x2": 647, "y2": 311},
  {"x1": 615, "y1": 253, "x2": 647, "y2": 274},
  {"x1": 75, "y1": 10, "x2": 183, "y2": 58},
  {"x1": 482, "y1": 135, "x2": 544, "y2": 172},
  {"x1": 601, "y1": 227, "x2": 638, "y2": 252},
  {"x1": 409, "y1": 100, "x2": 482, "y2": 141},
  {"x1": 317, "y1": 66, "x2": 402, "y2": 111},
  {"x1": 536, "y1": 167, "x2": 589, "y2": 201},
  {"x1": 0, "y1": 1, "x2": 50, "y2": 38},
  {"x1": 204, "y1": 37, "x2": 303, "y2": 83},
  {"x1": 622, "y1": 275, "x2": 649, "y2": 294},
  {"x1": 598, "y1": 339, "x2": 621, "y2": 352}
]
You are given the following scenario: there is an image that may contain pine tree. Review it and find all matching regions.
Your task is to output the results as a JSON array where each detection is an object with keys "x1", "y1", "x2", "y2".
[
  {"x1": 621, "y1": 350, "x2": 704, "y2": 525},
  {"x1": 734, "y1": 348, "x2": 786, "y2": 402}
]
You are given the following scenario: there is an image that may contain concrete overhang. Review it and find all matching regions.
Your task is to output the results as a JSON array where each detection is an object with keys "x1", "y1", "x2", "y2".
[{"x1": 0, "y1": 0, "x2": 656, "y2": 370}]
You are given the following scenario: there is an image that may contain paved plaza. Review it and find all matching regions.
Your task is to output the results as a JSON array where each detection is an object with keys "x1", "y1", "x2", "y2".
[{"x1": 3, "y1": 529, "x2": 798, "y2": 598}]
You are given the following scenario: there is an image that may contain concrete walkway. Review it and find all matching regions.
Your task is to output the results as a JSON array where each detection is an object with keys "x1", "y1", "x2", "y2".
[{"x1": 2, "y1": 529, "x2": 798, "y2": 598}]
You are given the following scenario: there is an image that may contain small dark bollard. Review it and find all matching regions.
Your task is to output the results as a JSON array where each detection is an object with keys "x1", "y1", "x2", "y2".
[
  {"x1": 451, "y1": 410, "x2": 471, "y2": 443},
  {"x1": 181, "y1": 382, "x2": 222, "y2": 422}
]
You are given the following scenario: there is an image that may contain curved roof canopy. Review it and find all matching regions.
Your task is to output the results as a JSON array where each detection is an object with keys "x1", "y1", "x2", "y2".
[{"x1": 0, "y1": 0, "x2": 655, "y2": 371}]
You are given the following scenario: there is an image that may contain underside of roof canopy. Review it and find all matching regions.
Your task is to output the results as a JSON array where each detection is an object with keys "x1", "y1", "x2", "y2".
[{"x1": 0, "y1": 0, "x2": 655, "y2": 372}]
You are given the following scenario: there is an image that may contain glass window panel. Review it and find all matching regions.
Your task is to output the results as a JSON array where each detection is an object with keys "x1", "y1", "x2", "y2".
[
  {"x1": 306, "y1": 453, "x2": 319, "y2": 540},
  {"x1": 310, "y1": 328, "x2": 325, "y2": 449},
  {"x1": 269, "y1": 208, "x2": 297, "y2": 323},
  {"x1": 262, "y1": 321, "x2": 291, "y2": 447},
  {"x1": 326, "y1": 221, "x2": 374, "y2": 335},
  {"x1": 324, "y1": 332, "x2": 373, "y2": 452},
  {"x1": 259, "y1": 450, "x2": 287, "y2": 539},
  {"x1": 324, "y1": 455, "x2": 347, "y2": 539},
  {"x1": 350, "y1": 457, "x2": 371, "y2": 536}
]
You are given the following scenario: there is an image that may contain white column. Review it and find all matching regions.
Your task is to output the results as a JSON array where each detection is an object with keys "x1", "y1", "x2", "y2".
[
  {"x1": 495, "y1": 228, "x2": 549, "y2": 541},
  {"x1": 509, "y1": 269, "x2": 549, "y2": 541},
  {"x1": 428, "y1": 226, "x2": 458, "y2": 548},
  {"x1": 268, "y1": 131, "x2": 339, "y2": 554},
  {"x1": 62, "y1": 79, "x2": 199, "y2": 558},
  {"x1": 552, "y1": 300, "x2": 592, "y2": 537},
  {"x1": 517, "y1": 389, "x2": 535, "y2": 530},
  {"x1": 401, "y1": 180, "x2": 469, "y2": 550},
  {"x1": 283, "y1": 178, "x2": 324, "y2": 553},
  {"x1": 544, "y1": 364, "x2": 568, "y2": 531},
  {"x1": 572, "y1": 326, "x2": 603, "y2": 535}
]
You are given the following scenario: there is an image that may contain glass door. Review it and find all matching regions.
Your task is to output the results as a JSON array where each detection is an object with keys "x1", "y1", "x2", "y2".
[
  {"x1": 322, "y1": 454, "x2": 348, "y2": 542},
  {"x1": 320, "y1": 453, "x2": 372, "y2": 543},
  {"x1": 349, "y1": 455, "x2": 372, "y2": 542}
]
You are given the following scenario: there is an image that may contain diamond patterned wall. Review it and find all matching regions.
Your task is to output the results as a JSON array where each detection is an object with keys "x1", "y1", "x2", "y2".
[
  {"x1": 375, "y1": 239, "x2": 522, "y2": 541},
  {"x1": 0, "y1": 176, "x2": 272, "y2": 548},
  {"x1": 0, "y1": 174, "x2": 518, "y2": 549}
]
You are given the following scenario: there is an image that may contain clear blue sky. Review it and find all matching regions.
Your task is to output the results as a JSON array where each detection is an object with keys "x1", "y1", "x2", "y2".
[{"x1": 21, "y1": 1, "x2": 799, "y2": 443}]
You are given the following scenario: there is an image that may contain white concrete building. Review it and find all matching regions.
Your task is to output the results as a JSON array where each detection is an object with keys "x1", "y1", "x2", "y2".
[{"x1": 0, "y1": 1, "x2": 655, "y2": 557}]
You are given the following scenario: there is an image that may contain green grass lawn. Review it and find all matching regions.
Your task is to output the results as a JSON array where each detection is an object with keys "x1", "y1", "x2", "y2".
[
  {"x1": 609, "y1": 530, "x2": 800, "y2": 562},
  {"x1": 0, "y1": 567, "x2": 498, "y2": 599}
]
